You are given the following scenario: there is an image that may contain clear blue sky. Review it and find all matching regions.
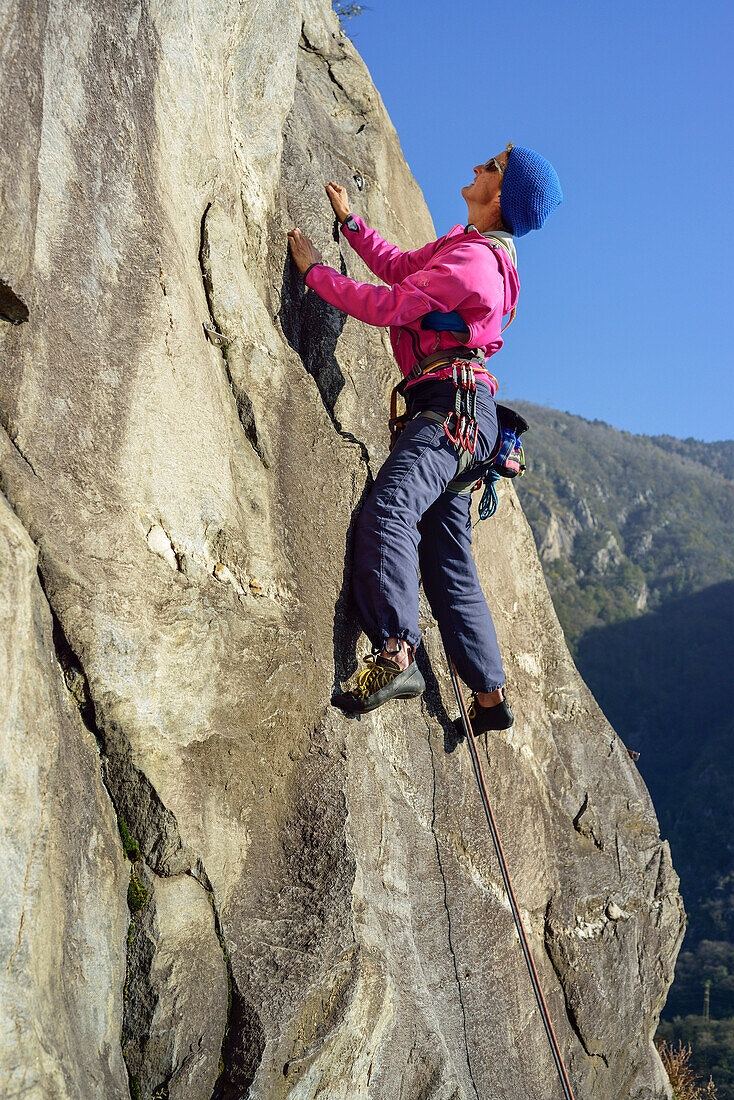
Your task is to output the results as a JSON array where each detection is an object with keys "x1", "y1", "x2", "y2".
[{"x1": 340, "y1": 0, "x2": 733, "y2": 441}]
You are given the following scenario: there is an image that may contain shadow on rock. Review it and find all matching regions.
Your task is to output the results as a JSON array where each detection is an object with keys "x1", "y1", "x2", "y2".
[
  {"x1": 211, "y1": 984, "x2": 265, "y2": 1100},
  {"x1": 278, "y1": 247, "x2": 349, "y2": 423},
  {"x1": 331, "y1": 509, "x2": 368, "y2": 693},
  {"x1": 415, "y1": 643, "x2": 463, "y2": 755},
  {"x1": 279, "y1": 251, "x2": 374, "y2": 693}
]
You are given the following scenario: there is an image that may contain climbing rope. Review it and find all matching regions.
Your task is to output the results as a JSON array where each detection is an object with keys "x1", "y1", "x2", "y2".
[
  {"x1": 476, "y1": 468, "x2": 501, "y2": 522},
  {"x1": 446, "y1": 652, "x2": 577, "y2": 1100}
]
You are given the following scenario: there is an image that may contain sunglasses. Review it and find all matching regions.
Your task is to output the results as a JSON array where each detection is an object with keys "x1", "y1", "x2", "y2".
[{"x1": 485, "y1": 156, "x2": 505, "y2": 177}]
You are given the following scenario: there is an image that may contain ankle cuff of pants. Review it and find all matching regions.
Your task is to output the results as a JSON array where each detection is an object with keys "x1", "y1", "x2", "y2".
[
  {"x1": 476, "y1": 681, "x2": 505, "y2": 693},
  {"x1": 372, "y1": 630, "x2": 420, "y2": 656}
]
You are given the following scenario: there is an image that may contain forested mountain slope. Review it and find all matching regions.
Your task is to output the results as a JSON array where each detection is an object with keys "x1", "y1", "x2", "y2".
[
  {"x1": 512, "y1": 400, "x2": 734, "y2": 1092},
  {"x1": 511, "y1": 401, "x2": 734, "y2": 648}
]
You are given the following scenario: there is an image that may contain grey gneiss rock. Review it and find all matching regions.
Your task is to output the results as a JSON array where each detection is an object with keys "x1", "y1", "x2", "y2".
[
  {"x1": 0, "y1": 496, "x2": 129, "y2": 1099},
  {"x1": 122, "y1": 869, "x2": 229, "y2": 1100},
  {"x1": 0, "y1": 1, "x2": 683, "y2": 1098}
]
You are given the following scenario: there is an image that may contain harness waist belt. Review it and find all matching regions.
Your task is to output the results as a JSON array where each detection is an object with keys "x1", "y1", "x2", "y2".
[{"x1": 400, "y1": 346, "x2": 485, "y2": 391}]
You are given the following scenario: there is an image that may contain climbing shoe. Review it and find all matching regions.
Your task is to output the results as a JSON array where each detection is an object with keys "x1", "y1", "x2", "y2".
[
  {"x1": 332, "y1": 654, "x2": 426, "y2": 714},
  {"x1": 457, "y1": 690, "x2": 514, "y2": 734}
]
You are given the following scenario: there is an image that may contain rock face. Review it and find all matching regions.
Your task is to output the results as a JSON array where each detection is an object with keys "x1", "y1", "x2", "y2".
[
  {"x1": 0, "y1": 1, "x2": 683, "y2": 1098},
  {"x1": 0, "y1": 497, "x2": 129, "y2": 1098}
]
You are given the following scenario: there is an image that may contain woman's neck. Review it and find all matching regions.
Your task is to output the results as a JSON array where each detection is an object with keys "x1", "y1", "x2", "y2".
[{"x1": 469, "y1": 212, "x2": 506, "y2": 234}]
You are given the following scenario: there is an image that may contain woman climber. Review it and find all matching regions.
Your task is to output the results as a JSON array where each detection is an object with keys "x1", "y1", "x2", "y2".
[{"x1": 287, "y1": 143, "x2": 562, "y2": 729}]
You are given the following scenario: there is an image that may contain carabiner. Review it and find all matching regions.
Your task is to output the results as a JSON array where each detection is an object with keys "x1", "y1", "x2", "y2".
[
  {"x1": 457, "y1": 415, "x2": 469, "y2": 450},
  {"x1": 443, "y1": 413, "x2": 460, "y2": 446}
]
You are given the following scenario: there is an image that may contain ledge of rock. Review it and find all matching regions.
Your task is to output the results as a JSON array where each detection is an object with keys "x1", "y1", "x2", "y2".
[{"x1": 0, "y1": 1, "x2": 683, "y2": 1097}]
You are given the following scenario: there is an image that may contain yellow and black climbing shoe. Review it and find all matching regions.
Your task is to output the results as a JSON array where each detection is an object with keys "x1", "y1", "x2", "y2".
[
  {"x1": 332, "y1": 654, "x2": 426, "y2": 714},
  {"x1": 459, "y1": 690, "x2": 514, "y2": 734}
]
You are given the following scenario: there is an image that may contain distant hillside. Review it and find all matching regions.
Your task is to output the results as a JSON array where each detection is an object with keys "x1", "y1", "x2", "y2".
[
  {"x1": 511, "y1": 401, "x2": 734, "y2": 1092},
  {"x1": 510, "y1": 401, "x2": 734, "y2": 650},
  {"x1": 650, "y1": 434, "x2": 734, "y2": 480}
]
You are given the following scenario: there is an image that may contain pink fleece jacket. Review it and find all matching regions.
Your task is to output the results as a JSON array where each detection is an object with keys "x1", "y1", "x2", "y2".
[{"x1": 304, "y1": 215, "x2": 520, "y2": 391}]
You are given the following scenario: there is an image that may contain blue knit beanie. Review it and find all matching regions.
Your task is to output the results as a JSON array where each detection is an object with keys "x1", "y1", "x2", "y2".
[{"x1": 500, "y1": 146, "x2": 563, "y2": 237}]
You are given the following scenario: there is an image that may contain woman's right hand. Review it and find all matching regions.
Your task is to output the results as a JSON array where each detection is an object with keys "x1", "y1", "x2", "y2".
[{"x1": 325, "y1": 181, "x2": 351, "y2": 224}]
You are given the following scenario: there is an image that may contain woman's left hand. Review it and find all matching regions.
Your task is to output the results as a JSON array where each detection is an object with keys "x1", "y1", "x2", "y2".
[{"x1": 287, "y1": 228, "x2": 323, "y2": 275}]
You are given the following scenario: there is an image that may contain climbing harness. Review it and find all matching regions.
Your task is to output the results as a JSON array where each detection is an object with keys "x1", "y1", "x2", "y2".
[
  {"x1": 388, "y1": 347, "x2": 530, "y2": 510},
  {"x1": 388, "y1": 345, "x2": 485, "y2": 453},
  {"x1": 446, "y1": 650, "x2": 577, "y2": 1100}
]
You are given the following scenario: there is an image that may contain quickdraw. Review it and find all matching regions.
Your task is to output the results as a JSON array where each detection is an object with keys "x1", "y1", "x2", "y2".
[{"x1": 443, "y1": 360, "x2": 479, "y2": 457}]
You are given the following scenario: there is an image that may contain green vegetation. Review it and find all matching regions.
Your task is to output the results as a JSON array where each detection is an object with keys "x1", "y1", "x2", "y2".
[
  {"x1": 510, "y1": 401, "x2": 734, "y2": 1096},
  {"x1": 127, "y1": 869, "x2": 149, "y2": 915},
  {"x1": 117, "y1": 816, "x2": 142, "y2": 862}
]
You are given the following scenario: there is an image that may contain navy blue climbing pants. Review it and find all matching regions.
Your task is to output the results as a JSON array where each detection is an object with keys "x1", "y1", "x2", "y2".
[{"x1": 352, "y1": 378, "x2": 505, "y2": 692}]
